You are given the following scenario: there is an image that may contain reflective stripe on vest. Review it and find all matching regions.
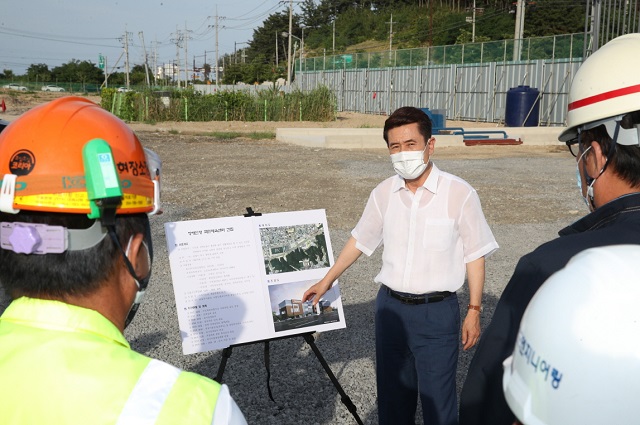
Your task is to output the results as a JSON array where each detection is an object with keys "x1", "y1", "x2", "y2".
[{"x1": 116, "y1": 359, "x2": 182, "y2": 425}]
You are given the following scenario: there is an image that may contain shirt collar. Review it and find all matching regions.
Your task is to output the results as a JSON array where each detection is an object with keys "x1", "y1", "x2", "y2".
[
  {"x1": 559, "y1": 192, "x2": 640, "y2": 235},
  {"x1": 392, "y1": 162, "x2": 440, "y2": 194},
  {"x1": 0, "y1": 296, "x2": 130, "y2": 348}
]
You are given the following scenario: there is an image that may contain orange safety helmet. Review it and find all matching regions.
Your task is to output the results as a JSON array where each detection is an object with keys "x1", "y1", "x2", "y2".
[{"x1": 0, "y1": 96, "x2": 160, "y2": 216}]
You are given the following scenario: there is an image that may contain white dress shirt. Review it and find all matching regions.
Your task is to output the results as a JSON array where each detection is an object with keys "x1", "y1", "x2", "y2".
[{"x1": 352, "y1": 163, "x2": 498, "y2": 294}]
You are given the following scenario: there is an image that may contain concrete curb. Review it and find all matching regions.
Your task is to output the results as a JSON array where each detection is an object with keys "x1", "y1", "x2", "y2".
[{"x1": 276, "y1": 126, "x2": 566, "y2": 149}]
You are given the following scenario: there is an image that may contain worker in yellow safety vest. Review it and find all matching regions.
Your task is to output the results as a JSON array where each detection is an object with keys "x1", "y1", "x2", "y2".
[{"x1": 0, "y1": 97, "x2": 247, "y2": 425}]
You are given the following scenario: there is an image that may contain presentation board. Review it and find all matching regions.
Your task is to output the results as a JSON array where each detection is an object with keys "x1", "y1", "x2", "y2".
[{"x1": 165, "y1": 209, "x2": 345, "y2": 355}]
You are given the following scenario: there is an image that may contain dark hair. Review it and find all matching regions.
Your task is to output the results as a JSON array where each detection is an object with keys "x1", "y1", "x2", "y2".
[
  {"x1": 383, "y1": 107, "x2": 433, "y2": 146},
  {"x1": 0, "y1": 212, "x2": 149, "y2": 299},
  {"x1": 580, "y1": 120, "x2": 640, "y2": 188}
]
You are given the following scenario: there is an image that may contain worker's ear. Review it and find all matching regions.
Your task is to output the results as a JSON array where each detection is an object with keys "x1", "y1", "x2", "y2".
[
  {"x1": 589, "y1": 141, "x2": 608, "y2": 175},
  {"x1": 125, "y1": 233, "x2": 151, "y2": 279}
]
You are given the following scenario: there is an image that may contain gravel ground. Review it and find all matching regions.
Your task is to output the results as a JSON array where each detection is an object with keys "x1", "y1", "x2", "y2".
[
  {"x1": 133, "y1": 135, "x2": 581, "y2": 425},
  {"x1": 0, "y1": 110, "x2": 584, "y2": 424}
]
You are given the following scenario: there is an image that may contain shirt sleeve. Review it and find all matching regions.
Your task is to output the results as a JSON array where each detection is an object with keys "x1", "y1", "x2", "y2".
[
  {"x1": 351, "y1": 188, "x2": 385, "y2": 257},
  {"x1": 457, "y1": 189, "x2": 499, "y2": 263},
  {"x1": 212, "y1": 384, "x2": 248, "y2": 425}
]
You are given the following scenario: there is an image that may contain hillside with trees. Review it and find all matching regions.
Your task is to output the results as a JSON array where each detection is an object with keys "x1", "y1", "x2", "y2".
[{"x1": 222, "y1": 0, "x2": 586, "y2": 84}]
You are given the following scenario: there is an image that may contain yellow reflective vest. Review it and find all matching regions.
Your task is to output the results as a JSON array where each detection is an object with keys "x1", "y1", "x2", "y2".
[{"x1": 0, "y1": 297, "x2": 221, "y2": 424}]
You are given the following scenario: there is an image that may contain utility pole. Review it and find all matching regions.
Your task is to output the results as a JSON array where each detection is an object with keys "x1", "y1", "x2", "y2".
[
  {"x1": 332, "y1": 18, "x2": 336, "y2": 54},
  {"x1": 138, "y1": 31, "x2": 151, "y2": 86},
  {"x1": 513, "y1": 0, "x2": 525, "y2": 61},
  {"x1": 152, "y1": 38, "x2": 158, "y2": 85},
  {"x1": 275, "y1": 31, "x2": 279, "y2": 68},
  {"x1": 287, "y1": 0, "x2": 293, "y2": 85},
  {"x1": 123, "y1": 27, "x2": 131, "y2": 88},
  {"x1": 214, "y1": 6, "x2": 221, "y2": 86},
  {"x1": 387, "y1": 14, "x2": 395, "y2": 52},
  {"x1": 472, "y1": 0, "x2": 477, "y2": 43},
  {"x1": 172, "y1": 27, "x2": 182, "y2": 87},
  {"x1": 587, "y1": 0, "x2": 602, "y2": 55},
  {"x1": 301, "y1": 25, "x2": 306, "y2": 72},
  {"x1": 184, "y1": 22, "x2": 191, "y2": 85},
  {"x1": 386, "y1": 14, "x2": 396, "y2": 65}
]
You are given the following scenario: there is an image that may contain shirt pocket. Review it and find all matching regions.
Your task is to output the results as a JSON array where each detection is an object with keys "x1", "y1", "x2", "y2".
[{"x1": 423, "y1": 219, "x2": 454, "y2": 251}]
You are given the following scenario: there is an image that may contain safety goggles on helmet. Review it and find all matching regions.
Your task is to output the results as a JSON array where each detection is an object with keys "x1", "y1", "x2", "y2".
[{"x1": 564, "y1": 111, "x2": 640, "y2": 157}]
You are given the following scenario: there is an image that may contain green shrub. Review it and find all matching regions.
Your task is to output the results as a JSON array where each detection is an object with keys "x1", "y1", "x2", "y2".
[{"x1": 102, "y1": 86, "x2": 336, "y2": 123}]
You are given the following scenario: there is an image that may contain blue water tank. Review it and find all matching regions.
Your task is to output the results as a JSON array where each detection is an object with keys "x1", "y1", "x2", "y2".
[
  {"x1": 419, "y1": 108, "x2": 446, "y2": 131},
  {"x1": 505, "y1": 86, "x2": 540, "y2": 127}
]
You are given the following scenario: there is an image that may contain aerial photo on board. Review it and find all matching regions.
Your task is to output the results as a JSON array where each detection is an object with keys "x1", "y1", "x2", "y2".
[{"x1": 259, "y1": 223, "x2": 330, "y2": 275}]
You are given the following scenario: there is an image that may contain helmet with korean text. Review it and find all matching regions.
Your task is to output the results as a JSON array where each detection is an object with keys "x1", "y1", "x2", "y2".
[
  {"x1": 0, "y1": 96, "x2": 160, "y2": 217},
  {"x1": 502, "y1": 245, "x2": 640, "y2": 425}
]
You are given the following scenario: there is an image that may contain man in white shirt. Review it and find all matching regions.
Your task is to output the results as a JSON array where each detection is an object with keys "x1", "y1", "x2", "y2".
[{"x1": 303, "y1": 106, "x2": 498, "y2": 425}]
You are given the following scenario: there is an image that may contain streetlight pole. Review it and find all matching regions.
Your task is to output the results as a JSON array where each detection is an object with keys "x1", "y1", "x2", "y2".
[
  {"x1": 282, "y1": 32, "x2": 301, "y2": 79},
  {"x1": 332, "y1": 13, "x2": 336, "y2": 55},
  {"x1": 472, "y1": 0, "x2": 476, "y2": 43},
  {"x1": 301, "y1": 25, "x2": 306, "y2": 72},
  {"x1": 513, "y1": 0, "x2": 525, "y2": 61}
]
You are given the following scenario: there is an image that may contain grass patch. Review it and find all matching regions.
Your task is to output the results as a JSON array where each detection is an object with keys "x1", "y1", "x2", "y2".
[
  {"x1": 207, "y1": 131, "x2": 242, "y2": 140},
  {"x1": 202, "y1": 131, "x2": 276, "y2": 140},
  {"x1": 102, "y1": 85, "x2": 336, "y2": 123},
  {"x1": 247, "y1": 131, "x2": 275, "y2": 140},
  {"x1": 168, "y1": 129, "x2": 180, "y2": 135}
]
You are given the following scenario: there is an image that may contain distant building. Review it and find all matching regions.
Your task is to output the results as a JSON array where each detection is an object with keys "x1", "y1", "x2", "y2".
[
  {"x1": 303, "y1": 300, "x2": 315, "y2": 316},
  {"x1": 319, "y1": 299, "x2": 332, "y2": 313},
  {"x1": 278, "y1": 299, "x2": 304, "y2": 319},
  {"x1": 157, "y1": 63, "x2": 178, "y2": 80}
]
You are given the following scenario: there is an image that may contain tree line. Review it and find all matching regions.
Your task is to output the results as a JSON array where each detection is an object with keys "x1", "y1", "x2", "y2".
[{"x1": 0, "y1": 61, "x2": 177, "y2": 88}]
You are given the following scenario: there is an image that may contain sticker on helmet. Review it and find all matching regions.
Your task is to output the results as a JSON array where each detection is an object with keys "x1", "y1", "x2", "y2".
[{"x1": 9, "y1": 150, "x2": 36, "y2": 176}]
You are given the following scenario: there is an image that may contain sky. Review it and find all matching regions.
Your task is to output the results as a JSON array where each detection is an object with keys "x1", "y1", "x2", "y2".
[{"x1": 1, "y1": 0, "x2": 293, "y2": 76}]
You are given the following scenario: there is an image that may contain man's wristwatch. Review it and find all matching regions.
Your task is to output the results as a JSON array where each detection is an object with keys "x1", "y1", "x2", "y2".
[{"x1": 467, "y1": 304, "x2": 482, "y2": 312}]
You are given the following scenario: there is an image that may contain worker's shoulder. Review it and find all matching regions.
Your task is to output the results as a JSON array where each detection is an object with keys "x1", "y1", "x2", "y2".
[
  {"x1": 158, "y1": 366, "x2": 222, "y2": 420},
  {"x1": 175, "y1": 367, "x2": 221, "y2": 389}
]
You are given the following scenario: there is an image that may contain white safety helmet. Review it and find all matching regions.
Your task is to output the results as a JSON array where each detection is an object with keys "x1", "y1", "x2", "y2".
[
  {"x1": 558, "y1": 33, "x2": 640, "y2": 145},
  {"x1": 502, "y1": 245, "x2": 640, "y2": 425}
]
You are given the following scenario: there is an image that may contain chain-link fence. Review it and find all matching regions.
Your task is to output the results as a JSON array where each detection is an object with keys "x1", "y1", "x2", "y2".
[{"x1": 297, "y1": 33, "x2": 586, "y2": 72}]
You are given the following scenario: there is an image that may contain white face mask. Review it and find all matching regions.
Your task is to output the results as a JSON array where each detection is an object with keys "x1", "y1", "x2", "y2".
[
  {"x1": 575, "y1": 146, "x2": 591, "y2": 192},
  {"x1": 390, "y1": 147, "x2": 428, "y2": 180},
  {"x1": 576, "y1": 146, "x2": 602, "y2": 211}
]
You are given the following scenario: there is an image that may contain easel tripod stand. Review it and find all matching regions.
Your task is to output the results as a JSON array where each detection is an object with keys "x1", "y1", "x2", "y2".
[{"x1": 214, "y1": 332, "x2": 363, "y2": 425}]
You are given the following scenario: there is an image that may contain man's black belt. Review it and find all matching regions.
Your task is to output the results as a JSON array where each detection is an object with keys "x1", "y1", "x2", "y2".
[{"x1": 383, "y1": 285, "x2": 455, "y2": 305}]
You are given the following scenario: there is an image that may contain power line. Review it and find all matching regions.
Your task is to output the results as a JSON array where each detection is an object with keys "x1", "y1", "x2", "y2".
[{"x1": 0, "y1": 28, "x2": 120, "y2": 48}]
